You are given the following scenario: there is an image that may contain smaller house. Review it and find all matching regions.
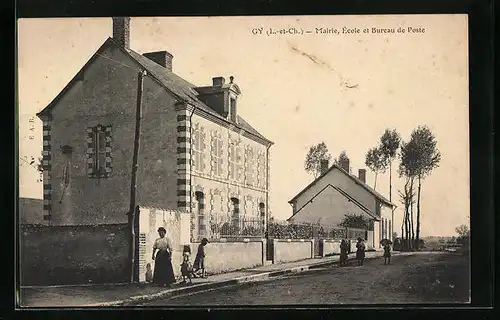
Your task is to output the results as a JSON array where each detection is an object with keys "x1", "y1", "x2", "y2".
[{"x1": 288, "y1": 159, "x2": 396, "y2": 249}]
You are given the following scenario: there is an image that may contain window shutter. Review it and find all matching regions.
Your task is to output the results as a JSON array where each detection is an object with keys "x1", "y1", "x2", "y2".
[
  {"x1": 104, "y1": 126, "x2": 112, "y2": 177},
  {"x1": 86, "y1": 127, "x2": 95, "y2": 177}
]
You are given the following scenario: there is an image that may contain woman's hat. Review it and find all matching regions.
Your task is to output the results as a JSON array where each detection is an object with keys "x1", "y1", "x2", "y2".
[
  {"x1": 201, "y1": 238, "x2": 209, "y2": 243},
  {"x1": 158, "y1": 227, "x2": 166, "y2": 233}
]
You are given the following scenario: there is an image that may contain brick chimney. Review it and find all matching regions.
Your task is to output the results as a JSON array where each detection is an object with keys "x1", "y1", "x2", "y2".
[
  {"x1": 212, "y1": 77, "x2": 225, "y2": 86},
  {"x1": 143, "y1": 51, "x2": 174, "y2": 71},
  {"x1": 358, "y1": 169, "x2": 366, "y2": 183},
  {"x1": 339, "y1": 158, "x2": 350, "y2": 173},
  {"x1": 320, "y1": 159, "x2": 329, "y2": 175},
  {"x1": 112, "y1": 17, "x2": 131, "y2": 49}
]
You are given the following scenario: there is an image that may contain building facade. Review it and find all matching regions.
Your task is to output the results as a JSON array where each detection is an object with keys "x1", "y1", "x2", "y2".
[{"x1": 36, "y1": 18, "x2": 273, "y2": 241}]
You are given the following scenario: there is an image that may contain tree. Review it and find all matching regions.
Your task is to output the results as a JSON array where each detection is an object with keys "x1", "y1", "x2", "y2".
[
  {"x1": 409, "y1": 126, "x2": 441, "y2": 249},
  {"x1": 304, "y1": 142, "x2": 332, "y2": 178},
  {"x1": 339, "y1": 213, "x2": 371, "y2": 230},
  {"x1": 379, "y1": 129, "x2": 401, "y2": 240},
  {"x1": 365, "y1": 147, "x2": 387, "y2": 190},
  {"x1": 334, "y1": 151, "x2": 351, "y2": 173},
  {"x1": 398, "y1": 138, "x2": 419, "y2": 250},
  {"x1": 455, "y1": 224, "x2": 469, "y2": 237}
]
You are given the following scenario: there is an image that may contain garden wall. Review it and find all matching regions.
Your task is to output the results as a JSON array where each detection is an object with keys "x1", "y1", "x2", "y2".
[
  {"x1": 321, "y1": 239, "x2": 341, "y2": 256},
  {"x1": 190, "y1": 239, "x2": 265, "y2": 274},
  {"x1": 273, "y1": 239, "x2": 313, "y2": 264}
]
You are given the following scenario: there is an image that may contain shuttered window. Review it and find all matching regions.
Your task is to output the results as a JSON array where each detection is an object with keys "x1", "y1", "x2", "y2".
[{"x1": 87, "y1": 125, "x2": 112, "y2": 178}]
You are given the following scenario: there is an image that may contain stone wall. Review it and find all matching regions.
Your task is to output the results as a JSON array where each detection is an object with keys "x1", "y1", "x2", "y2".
[{"x1": 20, "y1": 224, "x2": 129, "y2": 286}]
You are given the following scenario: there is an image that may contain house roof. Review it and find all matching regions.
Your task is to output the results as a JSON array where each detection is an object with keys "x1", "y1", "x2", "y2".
[
  {"x1": 288, "y1": 163, "x2": 395, "y2": 208},
  {"x1": 37, "y1": 37, "x2": 272, "y2": 145},
  {"x1": 287, "y1": 184, "x2": 381, "y2": 222}
]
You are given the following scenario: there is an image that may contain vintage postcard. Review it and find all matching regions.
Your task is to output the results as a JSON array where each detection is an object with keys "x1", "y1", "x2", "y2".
[{"x1": 17, "y1": 15, "x2": 470, "y2": 307}]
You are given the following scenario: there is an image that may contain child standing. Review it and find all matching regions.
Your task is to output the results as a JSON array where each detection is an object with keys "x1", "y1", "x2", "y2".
[
  {"x1": 383, "y1": 243, "x2": 392, "y2": 265},
  {"x1": 193, "y1": 238, "x2": 208, "y2": 278},
  {"x1": 180, "y1": 245, "x2": 193, "y2": 283}
]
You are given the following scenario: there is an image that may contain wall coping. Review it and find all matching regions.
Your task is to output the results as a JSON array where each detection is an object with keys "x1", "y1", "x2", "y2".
[
  {"x1": 192, "y1": 238, "x2": 266, "y2": 243},
  {"x1": 273, "y1": 239, "x2": 313, "y2": 243},
  {"x1": 20, "y1": 223, "x2": 128, "y2": 229}
]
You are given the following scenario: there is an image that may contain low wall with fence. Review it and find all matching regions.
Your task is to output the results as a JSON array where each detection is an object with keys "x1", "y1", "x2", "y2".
[
  {"x1": 20, "y1": 223, "x2": 129, "y2": 286},
  {"x1": 190, "y1": 238, "x2": 265, "y2": 274},
  {"x1": 273, "y1": 239, "x2": 314, "y2": 264}
]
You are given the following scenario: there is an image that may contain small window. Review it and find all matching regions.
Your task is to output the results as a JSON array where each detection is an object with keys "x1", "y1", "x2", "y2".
[{"x1": 87, "y1": 125, "x2": 112, "y2": 178}]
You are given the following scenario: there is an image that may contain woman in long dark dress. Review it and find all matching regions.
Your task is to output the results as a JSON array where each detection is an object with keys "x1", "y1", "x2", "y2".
[
  {"x1": 151, "y1": 227, "x2": 176, "y2": 287},
  {"x1": 356, "y1": 237, "x2": 366, "y2": 266}
]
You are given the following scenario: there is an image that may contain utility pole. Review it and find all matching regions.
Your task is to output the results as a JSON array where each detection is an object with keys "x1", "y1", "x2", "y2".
[{"x1": 128, "y1": 70, "x2": 146, "y2": 283}]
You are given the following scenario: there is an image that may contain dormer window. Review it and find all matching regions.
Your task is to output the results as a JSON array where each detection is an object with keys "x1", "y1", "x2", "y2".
[{"x1": 230, "y1": 97, "x2": 237, "y2": 123}]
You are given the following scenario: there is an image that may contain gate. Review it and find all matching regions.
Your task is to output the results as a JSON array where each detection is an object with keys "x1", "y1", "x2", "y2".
[
  {"x1": 312, "y1": 224, "x2": 323, "y2": 257},
  {"x1": 266, "y1": 237, "x2": 274, "y2": 262}
]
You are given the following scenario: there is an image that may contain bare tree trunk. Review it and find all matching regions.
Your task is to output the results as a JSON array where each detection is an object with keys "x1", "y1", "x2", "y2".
[
  {"x1": 416, "y1": 176, "x2": 422, "y2": 250},
  {"x1": 389, "y1": 161, "x2": 394, "y2": 241},
  {"x1": 374, "y1": 171, "x2": 378, "y2": 190},
  {"x1": 410, "y1": 179, "x2": 415, "y2": 250}
]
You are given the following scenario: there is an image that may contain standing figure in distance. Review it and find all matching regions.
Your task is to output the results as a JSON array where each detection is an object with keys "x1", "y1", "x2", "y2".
[
  {"x1": 383, "y1": 243, "x2": 392, "y2": 265},
  {"x1": 356, "y1": 237, "x2": 366, "y2": 266},
  {"x1": 340, "y1": 239, "x2": 349, "y2": 266},
  {"x1": 180, "y1": 245, "x2": 193, "y2": 284}
]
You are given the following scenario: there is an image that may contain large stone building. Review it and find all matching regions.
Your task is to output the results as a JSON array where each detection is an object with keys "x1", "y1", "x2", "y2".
[{"x1": 36, "y1": 17, "x2": 273, "y2": 240}]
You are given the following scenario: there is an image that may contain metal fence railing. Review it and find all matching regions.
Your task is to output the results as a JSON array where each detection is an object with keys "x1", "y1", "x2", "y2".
[{"x1": 201, "y1": 217, "x2": 265, "y2": 240}]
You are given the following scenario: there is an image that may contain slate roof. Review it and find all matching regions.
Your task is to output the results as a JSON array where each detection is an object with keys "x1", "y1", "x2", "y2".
[
  {"x1": 288, "y1": 163, "x2": 395, "y2": 208},
  {"x1": 37, "y1": 37, "x2": 272, "y2": 145},
  {"x1": 287, "y1": 184, "x2": 381, "y2": 222}
]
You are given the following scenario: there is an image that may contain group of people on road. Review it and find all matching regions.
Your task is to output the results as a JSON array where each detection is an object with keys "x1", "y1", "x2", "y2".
[
  {"x1": 339, "y1": 237, "x2": 391, "y2": 267},
  {"x1": 149, "y1": 227, "x2": 208, "y2": 287}
]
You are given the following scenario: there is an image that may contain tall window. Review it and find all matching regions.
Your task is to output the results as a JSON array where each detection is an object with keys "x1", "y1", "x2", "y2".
[
  {"x1": 231, "y1": 197, "x2": 240, "y2": 229},
  {"x1": 229, "y1": 141, "x2": 242, "y2": 180},
  {"x1": 211, "y1": 132, "x2": 223, "y2": 177},
  {"x1": 235, "y1": 146, "x2": 243, "y2": 182},
  {"x1": 196, "y1": 191, "x2": 206, "y2": 237},
  {"x1": 245, "y1": 147, "x2": 256, "y2": 186},
  {"x1": 257, "y1": 151, "x2": 266, "y2": 189},
  {"x1": 192, "y1": 125, "x2": 205, "y2": 172},
  {"x1": 87, "y1": 125, "x2": 112, "y2": 178}
]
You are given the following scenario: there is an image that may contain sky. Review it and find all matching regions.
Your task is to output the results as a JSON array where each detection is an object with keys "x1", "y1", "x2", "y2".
[{"x1": 17, "y1": 15, "x2": 469, "y2": 236}]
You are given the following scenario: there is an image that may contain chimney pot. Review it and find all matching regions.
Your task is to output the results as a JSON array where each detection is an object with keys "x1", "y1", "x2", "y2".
[
  {"x1": 112, "y1": 17, "x2": 131, "y2": 49},
  {"x1": 340, "y1": 158, "x2": 350, "y2": 173},
  {"x1": 143, "y1": 51, "x2": 174, "y2": 71},
  {"x1": 320, "y1": 160, "x2": 329, "y2": 175},
  {"x1": 358, "y1": 169, "x2": 366, "y2": 183},
  {"x1": 213, "y1": 77, "x2": 225, "y2": 86}
]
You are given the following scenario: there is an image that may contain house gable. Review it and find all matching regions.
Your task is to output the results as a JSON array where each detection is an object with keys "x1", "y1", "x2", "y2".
[
  {"x1": 289, "y1": 166, "x2": 392, "y2": 218},
  {"x1": 287, "y1": 184, "x2": 380, "y2": 225},
  {"x1": 289, "y1": 164, "x2": 395, "y2": 209}
]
